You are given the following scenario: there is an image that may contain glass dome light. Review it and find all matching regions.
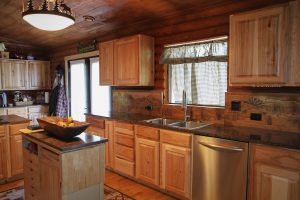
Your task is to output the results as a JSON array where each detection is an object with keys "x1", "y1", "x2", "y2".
[{"x1": 22, "y1": 0, "x2": 75, "y2": 31}]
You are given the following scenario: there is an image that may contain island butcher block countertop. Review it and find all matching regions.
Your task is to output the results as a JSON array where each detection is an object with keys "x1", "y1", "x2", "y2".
[{"x1": 86, "y1": 112, "x2": 300, "y2": 150}]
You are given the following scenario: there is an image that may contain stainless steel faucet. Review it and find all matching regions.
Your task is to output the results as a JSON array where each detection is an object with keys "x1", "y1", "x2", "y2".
[{"x1": 182, "y1": 90, "x2": 189, "y2": 122}]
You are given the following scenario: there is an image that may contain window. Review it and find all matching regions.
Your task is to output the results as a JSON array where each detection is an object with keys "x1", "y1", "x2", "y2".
[{"x1": 160, "y1": 37, "x2": 228, "y2": 107}]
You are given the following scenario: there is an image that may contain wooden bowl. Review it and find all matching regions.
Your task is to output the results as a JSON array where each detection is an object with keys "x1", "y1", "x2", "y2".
[{"x1": 37, "y1": 117, "x2": 90, "y2": 140}]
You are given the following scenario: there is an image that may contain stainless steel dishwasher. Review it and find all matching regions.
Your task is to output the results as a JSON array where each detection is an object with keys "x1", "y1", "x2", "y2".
[{"x1": 192, "y1": 135, "x2": 248, "y2": 200}]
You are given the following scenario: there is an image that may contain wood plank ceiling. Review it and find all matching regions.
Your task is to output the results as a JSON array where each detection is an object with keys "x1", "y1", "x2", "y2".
[{"x1": 0, "y1": 0, "x2": 241, "y2": 49}]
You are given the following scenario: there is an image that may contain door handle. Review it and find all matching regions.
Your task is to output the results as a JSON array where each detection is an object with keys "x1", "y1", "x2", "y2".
[{"x1": 198, "y1": 141, "x2": 244, "y2": 152}]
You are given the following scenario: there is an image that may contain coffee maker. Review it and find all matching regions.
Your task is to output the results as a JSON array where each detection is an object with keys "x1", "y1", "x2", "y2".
[{"x1": 0, "y1": 92, "x2": 7, "y2": 107}]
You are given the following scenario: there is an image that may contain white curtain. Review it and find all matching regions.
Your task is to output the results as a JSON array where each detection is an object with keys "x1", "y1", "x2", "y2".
[{"x1": 165, "y1": 38, "x2": 228, "y2": 106}]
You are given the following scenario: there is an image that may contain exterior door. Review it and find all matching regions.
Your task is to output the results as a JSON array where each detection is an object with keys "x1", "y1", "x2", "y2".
[{"x1": 136, "y1": 137, "x2": 159, "y2": 185}]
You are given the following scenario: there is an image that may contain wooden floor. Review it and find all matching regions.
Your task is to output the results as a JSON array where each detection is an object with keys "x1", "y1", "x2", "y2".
[{"x1": 0, "y1": 171, "x2": 176, "y2": 200}]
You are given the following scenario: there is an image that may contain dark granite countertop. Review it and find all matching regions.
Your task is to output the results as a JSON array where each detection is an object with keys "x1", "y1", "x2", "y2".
[
  {"x1": 0, "y1": 115, "x2": 31, "y2": 125},
  {"x1": 85, "y1": 112, "x2": 300, "y2": 150},
  {"x1": 22, "y1": 131, "x2": 108, "y2": 153}
]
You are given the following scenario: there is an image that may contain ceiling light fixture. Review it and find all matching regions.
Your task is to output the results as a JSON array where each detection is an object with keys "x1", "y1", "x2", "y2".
[{"x1": 22, "y1": 0, "x2": 75, "y2": 31}]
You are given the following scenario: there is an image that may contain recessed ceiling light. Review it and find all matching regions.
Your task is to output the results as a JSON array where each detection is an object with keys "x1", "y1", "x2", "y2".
[{"x1": 83, "y1": 15, "x2": 95, "y2": 22}]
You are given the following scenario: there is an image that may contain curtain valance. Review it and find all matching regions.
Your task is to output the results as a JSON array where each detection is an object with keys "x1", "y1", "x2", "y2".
[{"x1": 159, "y1": 39, "x2": 228, "y2": 64}]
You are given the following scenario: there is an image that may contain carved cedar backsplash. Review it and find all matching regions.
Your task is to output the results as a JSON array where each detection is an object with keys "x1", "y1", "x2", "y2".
[
  {"x1": 112, "y1": 90, "x2": 163, "y2": 116},
  {"x1": 112, "y1": 89, "x2": 225, "y2": 122},
  {"x1": 225, "y1": 92, "x2": 300, "y2": 133}
]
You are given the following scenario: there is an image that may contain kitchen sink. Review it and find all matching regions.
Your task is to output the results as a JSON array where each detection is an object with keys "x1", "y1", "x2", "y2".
[
  {"x1": 143, "y1": 118, "x2": 211, "y2": 130},
  {"x1": 170, "y1": 121, "x2": 211, "y2": 130},
  {"x1": 143, "y1": 118, "x2": 181, "y2": 125}
]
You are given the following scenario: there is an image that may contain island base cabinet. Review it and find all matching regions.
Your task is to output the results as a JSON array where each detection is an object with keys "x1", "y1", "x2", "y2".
[
  {"x1": 23, "y1": 136, "x2": 106, "y2": 200},
  {"x1": 250, "y1": 144, "x2": 300, "y2": 200},
  {"x1": 161, "y1": 143, "x2": 191, "y2": 199}
]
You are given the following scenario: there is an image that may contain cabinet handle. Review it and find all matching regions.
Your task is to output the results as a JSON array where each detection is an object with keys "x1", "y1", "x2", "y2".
[{"x1": 198, "y1": 141, "x2": 243, "y2": 152}]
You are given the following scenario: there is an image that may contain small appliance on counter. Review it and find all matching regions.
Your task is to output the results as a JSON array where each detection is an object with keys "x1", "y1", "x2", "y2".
[{"x1": 0, "y1": 92, "x2": 7, "y2": 107}]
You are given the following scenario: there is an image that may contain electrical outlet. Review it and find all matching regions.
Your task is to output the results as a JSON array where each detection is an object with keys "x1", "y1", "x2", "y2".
[
  {"x1": 231, "y1": 101, "x2": 241, "y2": 111},
  {"x1": 250, "y1": 113, "x2": 262, "y2": 121}
]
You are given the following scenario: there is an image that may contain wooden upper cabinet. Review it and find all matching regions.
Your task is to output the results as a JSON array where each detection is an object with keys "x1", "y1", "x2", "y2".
[
  {"x1": 249, "y1": 144, "x2": 300, "y2": 200},
  {"x1": 28, "y1": 61, "x2": 51, "y2": 89},
  {"x1": 100, "y1": 40, "x2": 114, "y2": 85},
  {"x1": 229, "y1": 4, "x2": 289, "y2": 86},
  {"x1": 99, "y1": 34, "x2": 154, "y2": 86},
  {"x1": 1, "y1": 59, "x2": 28, "y2": 90}
]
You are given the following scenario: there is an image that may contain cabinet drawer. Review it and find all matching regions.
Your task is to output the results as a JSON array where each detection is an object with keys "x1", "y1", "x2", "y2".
[
  {"x1": 115, "y1": 144, "x2": 134, "y2": 162},
  {"x1": 86, "y1": 126, "x2": 105, "y2": 137},
  {"x1": 135, "y1": 125, "x2": 159, "y2": 141},
  {"x1": 0, "y1": 125, "x2": 5, "y2": 137},
  {"x1": 7, "y1": 107, "x2": 27, "y2": 115},
  {"x1": 85, "y1": 115, "x2": 105, "y2": 129},
  {"x1": 40, "y1": 148, "x2": 60, "y2": 165},
  {"x1": 28, "y1": 106, "x2": 48, "y2": 113},
  {"x1": 160, "y1": 130, "x2": 191, "y2": 148},
  {"x1": 0, "y1": 109, "x2": 7, "y2": 115},
  {"x1": 114, "y1": 122, "x2": 134, "y2": 135},
  {"x1": 115, "y1": 133, "x2": 134, "y2": 147},
  {"x1": 115, "y1": 157, "x2": 135, "y2": 176},
  {"x1": 23, "y1": 149, "x2": 39, "y2": 168}
]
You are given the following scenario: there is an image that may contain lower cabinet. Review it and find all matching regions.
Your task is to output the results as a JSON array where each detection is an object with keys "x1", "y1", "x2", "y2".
[
  {"x1": 10, "y1": 134, "x2": 23, "y2": 176},
  {"x1": 249, "y1": 144, "x2": 300, "y2": 200},
  {"x1": 135, "y1": 137, "x2": 159, "y2": 186},
  {"x1": 39, "y1": 148, "x2": 61, "y2": 200},
  {"x1": 0, "y1": 126, "x2": 7, "y2": 179},
  {"x1": 161, "y1": 143, "x2": 191, "y2": 199},
  {"x1": 105, "y1": 120, "x2": 114, "y2": 168}
]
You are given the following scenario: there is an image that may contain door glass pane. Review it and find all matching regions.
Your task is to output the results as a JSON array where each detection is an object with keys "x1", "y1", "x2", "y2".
[
  {"x1": 90, "y1": 57, "x2": 111, "y2": 114},
  {"x1": 70, "y1": 59, "x2": 88, "y2": 121}
]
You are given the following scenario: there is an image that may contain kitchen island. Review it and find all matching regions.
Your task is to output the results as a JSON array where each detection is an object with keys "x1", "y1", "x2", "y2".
[{"x1": 21, "y1": 130, "x2": 108, "y2": 200}]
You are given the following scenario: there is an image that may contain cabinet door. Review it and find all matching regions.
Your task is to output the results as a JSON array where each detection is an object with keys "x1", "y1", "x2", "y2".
[
  {"x1": 229, "y1": 5, "x2": 289, "y2": 86},
  {"x1": 105, "y1": 120, "x2": 114, "y2": 168},
  {"x1": 40, "y1": 148, "x2": 61, "y2": 200},
  {"x1": 1, "y1": 60, "x2": 28, "y2": 90},
  {"x1": 250, "y1": 144, "x2": 300, "y2": 200},
  {"x1": 0, "y1": 136, "x2": 7, "y2": 179},
  {"x1": 28, "y1": 61, "x2": 51, "y2": 89},
  {"x1": 136, "y1": 137, "x2": 159, "y2": 186},
  {"x1": 10, "y1": 134, "x2": 23, "y2": 176},
  {"x1": 100, "y1": 41, "x2": 114, "y2": 85},
  {"x1": 114, "y1": 36, "x2": 140, "y2": 85},
  {"x1": 161, "y1": 143, "x2": 191, "y2": 199}
]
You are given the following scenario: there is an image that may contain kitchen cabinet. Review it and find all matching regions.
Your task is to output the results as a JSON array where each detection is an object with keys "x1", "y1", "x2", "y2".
[
  {"x1": 100, "y1": 40, "x2": 114, "y2": 85},
  {"x1": 0, "y1": 126, "x2": 7, "y2": 179},
  {"x1": 0, "y1": 59, "x2": 51, "y2": 90},
  {"x1": 9, "y1": 123, "x2": 28, "y2": 177},
  {"x1": 28, "y1": 61, "x2": 51, "y2": 89},
  {"x1": 105, "y1": 120, "x2": 114, "y2": 168},
  {"x1": 249, "y1": 144, "x2": 300, "y2": 200},
  {"x1": 99, "y1": 34, "x2": 154, "y2": 86},
  {"x1": 39, "y1": 148, "x2": 61, "y2": 200},
  {"x1": 135, "y1": 125, "x2": 159, "y2": 186},
  {"x1": 1, "y1": 59, "x2": 28, "y2": 90},
  {"x1": 160, "y1": 130, "x2": 191, "y2": 199},
  {"x1": 229, "y1": 4, "x2": 290, "y2": 86},
  {"x1": 114, "y1": 121, "x2": 135, "y2": 176}
]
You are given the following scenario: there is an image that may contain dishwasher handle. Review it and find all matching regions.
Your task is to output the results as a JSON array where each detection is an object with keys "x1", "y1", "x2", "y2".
[{"x1": 198, "y1": 141, "x2": 244, "y2": 152}]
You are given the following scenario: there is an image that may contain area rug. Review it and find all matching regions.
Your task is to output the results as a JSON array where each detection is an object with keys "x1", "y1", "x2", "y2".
[{"x1": 0, "y1": 185, "x2": 134, "y2": 200}]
